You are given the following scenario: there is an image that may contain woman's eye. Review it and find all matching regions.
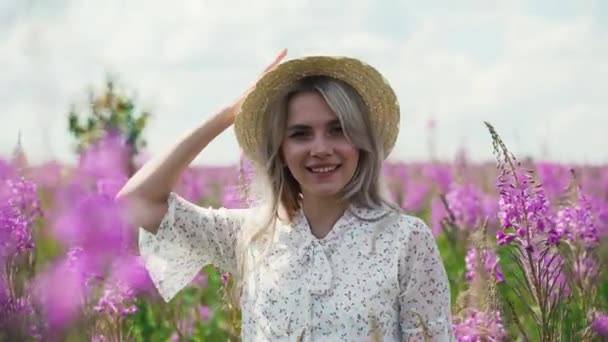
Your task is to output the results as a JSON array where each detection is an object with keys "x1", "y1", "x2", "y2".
[
  {"x1": 330, "y1": 126, "x2": 343, "y2": 135},
  {"x1": 289, "y1": 131, "x2": 308, "y2": 138}
]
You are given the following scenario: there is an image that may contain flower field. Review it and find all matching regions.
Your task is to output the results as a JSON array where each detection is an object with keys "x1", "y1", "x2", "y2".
[{"x1": 1, "y1": 124, "x2": 607, "y2": 341}]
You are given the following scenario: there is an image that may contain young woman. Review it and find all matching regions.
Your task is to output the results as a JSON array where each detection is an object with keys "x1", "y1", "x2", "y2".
[{"x1": 116, "y1": 51, "x2": 454, "y2": 341}]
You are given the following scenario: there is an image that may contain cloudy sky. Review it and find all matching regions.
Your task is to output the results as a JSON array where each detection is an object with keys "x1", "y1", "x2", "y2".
[{"x1": 1, "y1": 0, "x2": 607, "y2": 166}]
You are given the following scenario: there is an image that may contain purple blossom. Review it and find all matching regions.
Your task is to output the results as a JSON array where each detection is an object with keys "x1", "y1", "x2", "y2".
[
  {"x1": 496, "y1": 171, "x2": 557, "y2": 249},
  {"x1": 592, "y1": 313, "x2": 608, "y2": 338},
  {"x1": 587, "y1": 196, "x2": 608, "y2": 237},
  {"x1": 422, "y1": 163, "x2": 453, "y2": 193},
  {"x1": 52, "y1": 191, "x2": 133, "y2": 270},
  {"x1": 445, "y1": 183, "x2": 489, "y2": 230},
  {"x1": 96, "y1": 177, "x2": 127, "y2": 198},
  {"x1": 555, "y1": 194, "x2": 599, "y2": 246},
  {"x1": 496, "y1": 230, "x2": 516, "y2": 246},
  {"x1": 573, "y1": 256, "x2": 599, "y2": 286},
  {"x1": 29, "y1": 161, "x2": 63, "y2": 190},
  {"x1": 382, "y1": 163, "x2": 408, "y2": 203},
  {"x1": 222, "y1": 184, "x2": 245, "y2": 209},
  {"x1": 32, "y1": 257, "x2": 88, "y2": 331},
  {"x1": 65, "y1": 247, "x2": 99, "y2": 287},
  {"x1": 199, "y1": 305, "x2": 211, "y2": 321},
  {"x1": 0, "y1": 159, "x2": 16, "y2": 179},
  {"x1": 78, "y1": 132, "x2": 132, "y2": 180},
  {"x1": 94, "y1": 280, "x2": 138, "y2": 317},
  {"x1": 0, "y1": 176, "x2": 41, "y2": 258},
  {"x1": 536, "y1": 163, "x2": 571, "y2": 201},
  {"x1": 0, "y1": 292, "x2": 41, "y2": 340},
  {"x1": 107, "y1": 255, "x2": 153, "y2": 294},
  {"x1": 0, "y1": 173, "x2": 43, "y2": 339},
  {"x1": 221, "y1": 272, "x2": 230, "y2": 285},
  {"x1": 453, "y1": 309, "x2": 506, "y2": 341},
  {"x1": 176, "y1": 168, "x2": 206, "y2": 203},
  {"x1": 169, "y1": 305, "x2": 213, "y2": 341},
  {"x1": 401, "y1": 180, "x2": 430, "y2": 212},
  {"x1": 580, "y1": 166, "x2": 608, "y2": 199},
  {"x1": 465, "y1": 248, "x2": 504, "y2": 283},
  {"x1": 190, "y1": 273, "x2": 208, "y2": 289}
]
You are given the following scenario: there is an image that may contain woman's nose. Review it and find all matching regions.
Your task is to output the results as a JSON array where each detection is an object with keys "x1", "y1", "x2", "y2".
[{"x1": 310, "y1": 136, "x2": 333, "y2": 157}]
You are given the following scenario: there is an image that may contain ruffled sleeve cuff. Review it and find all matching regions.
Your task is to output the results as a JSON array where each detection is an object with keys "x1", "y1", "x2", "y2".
[{"x1": 138, "y1": 193, "x2": 211, "y2": 302}]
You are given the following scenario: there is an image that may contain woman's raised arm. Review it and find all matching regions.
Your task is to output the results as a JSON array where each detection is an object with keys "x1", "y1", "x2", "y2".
[
  {"x1": 115, "y1": 108, "x2": 236, "y2": 233},
  {"x1": 115, "y1": 49, "x2": 287, "y2": 233}
]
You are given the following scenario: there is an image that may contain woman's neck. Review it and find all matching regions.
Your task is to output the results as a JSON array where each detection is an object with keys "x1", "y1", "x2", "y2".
[{"x1": 300, "y1": 195, "x2": 349, "y2": 239}]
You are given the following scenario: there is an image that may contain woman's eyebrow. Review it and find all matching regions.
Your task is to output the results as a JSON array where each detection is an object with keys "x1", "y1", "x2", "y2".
[
  {"x1": 287, "y1": 119, "x2": 341, "y2": 132},
  {"x1": 286, "y1": 124, "x2": 311, "y2": 132}
]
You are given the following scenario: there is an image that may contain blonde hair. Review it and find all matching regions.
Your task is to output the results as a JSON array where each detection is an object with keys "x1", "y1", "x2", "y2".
[{"x1": 232, "y1": 76, "x2": 399, "y2": 303}]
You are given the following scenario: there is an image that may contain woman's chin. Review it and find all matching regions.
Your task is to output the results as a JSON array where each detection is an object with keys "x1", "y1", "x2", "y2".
[{"x1": 302, "y1": 185, "x2": 343, "y2": 199}]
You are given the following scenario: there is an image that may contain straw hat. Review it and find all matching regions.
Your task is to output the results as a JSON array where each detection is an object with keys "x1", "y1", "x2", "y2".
[{"x1": 234, "y1": 55, "x2": 400, "y2": 163}]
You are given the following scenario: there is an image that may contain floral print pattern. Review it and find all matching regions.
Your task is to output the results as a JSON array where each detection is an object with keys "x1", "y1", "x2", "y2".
[{"x1": 139, "y1": 192, "x2": 454, "y2": 341}]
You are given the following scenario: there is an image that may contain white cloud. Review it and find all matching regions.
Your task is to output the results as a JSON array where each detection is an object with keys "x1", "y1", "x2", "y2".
[
  {"x1": 0, "y1": 0, "x2": 606, "y2": 166},
  {"x1": 381, "y1": 6, "x2": 608, "y2": 163}
]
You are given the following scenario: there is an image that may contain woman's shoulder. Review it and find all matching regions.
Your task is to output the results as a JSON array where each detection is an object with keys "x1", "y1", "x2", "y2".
[
  {"x1": 381, "y1": 209, "x2": 434, "y2": 240},
  {"x1": 350, "y1": 202, "x2": 431, "y2": 233}
]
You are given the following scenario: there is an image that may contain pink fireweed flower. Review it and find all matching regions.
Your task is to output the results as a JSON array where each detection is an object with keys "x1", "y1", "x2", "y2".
[
  {"x1": 176, "y1": 168, "x2": 206, "y2": 203},
  {"x1": 446, "y1": 183, "x2": 491, "y2": 230},
  {"x1": 592, "y1": 313, "x2": 608, "y2": 338},
  {"x1": 452, "y1": 308, "x2": 506, "y2": 342},
  {"x1": 53, "y1": 190, "x2": 133, "y2": 270},
  {"x1": 0, "y1": 287, "x2": 41, "y2": 340},
  {"x1": 78, "y1": 131, "x2": 132, "y2": 180},
  {"x1": 573, "y1": 256, "x2": 599, "y2": 287},
  {"x1": 96, "y1": 177, "x2": 128, "y2": 198},
  {"x1": 169, "y1": 304, "x2": 213, "y2": 341},
  {"x1": 221, "y1": 272, "x2": 230, "y2": 285},
  {"x1": 222, "y1": 184, "x2": 245, "y2": 209},
  {"x1": 90, "y1": 255, "x2": 151, "y2": 328},
  {"x1": 32, "y1": 256, "x2": 89, "y2": 331},
  {"x1": 0, "y1": 159, "x2": 15, "y2": 179},
  {"x1": 422, "y1": 163, "x2": 453, "y2": 193},
  {"x1": 29, "y1": 161, "x2": 63, "y2": 190},
  {"x1": 496, "y1": 171, "x2": 557, "y2": 250},
  {"x1": 465, "y1": 248, "x2": 504, "y2": 283},
  {"x1": 555, "y1": 193, "x2": 599, "y2": 247},
  {"x1": 94, "y1": 280, "x2": 138, "y2": 317},
  {"x1": 536, "y1": 162, "x2": 571, "y2": 202},
  {"x1": 401, "y1": 180, "x2": 430, "y2": 213},
  {"x1": 108, "y1": 254, "x2": 153, "y2": 294},
  {"x1": 92, "y1": 335, "x2": 108, "y2": 342},
  {"x1": 190, "y1": 273, "x2": 208, "y2": 289},
  {"x1": 199, "y1": 305, "x2": 211, "y2": 321},
  {"x1": 0, "y1": 176, "x2": 41, "y2": 258},
  {"x1": 587, "y1": 196, "x2": 608, "y2": 237}
]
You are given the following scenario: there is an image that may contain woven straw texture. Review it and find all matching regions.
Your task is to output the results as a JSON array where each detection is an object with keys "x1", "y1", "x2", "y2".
[{"x1": 234, "y1": 56, "x2": 400, "y2": 163}]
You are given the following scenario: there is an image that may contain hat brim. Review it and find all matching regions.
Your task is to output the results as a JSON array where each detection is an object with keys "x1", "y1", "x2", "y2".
[{"x1": 234, "y1": 56, "x2": 400, "y2": 164}]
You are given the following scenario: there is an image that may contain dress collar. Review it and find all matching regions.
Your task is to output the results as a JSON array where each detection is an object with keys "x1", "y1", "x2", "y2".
[{"x1": 291, "y1": 202, "x2": 393, "y2": 241}]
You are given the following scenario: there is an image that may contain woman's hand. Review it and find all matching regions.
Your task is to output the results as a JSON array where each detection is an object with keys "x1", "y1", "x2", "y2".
[{"x1": 223, "y1": 49, "x2": 288, "y2": 124}]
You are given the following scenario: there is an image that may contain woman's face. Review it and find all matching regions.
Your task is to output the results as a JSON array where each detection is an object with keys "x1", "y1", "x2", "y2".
[{"x1": 281, "y1": 91, "x2": 359, "y2": 201}]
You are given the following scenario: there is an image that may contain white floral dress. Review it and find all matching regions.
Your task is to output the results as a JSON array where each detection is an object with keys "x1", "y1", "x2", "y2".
[{"x1": 139, "y1": 192, "x2": 455, "y2": 341}]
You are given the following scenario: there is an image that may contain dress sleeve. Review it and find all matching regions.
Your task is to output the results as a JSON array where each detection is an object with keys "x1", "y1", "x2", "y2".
[
  {"x1": 138, "y1": 192, "x2": 248, "y2": 302},
  {"x1": 398, "y1": 217, "x2": 455, "y2": 341}
]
